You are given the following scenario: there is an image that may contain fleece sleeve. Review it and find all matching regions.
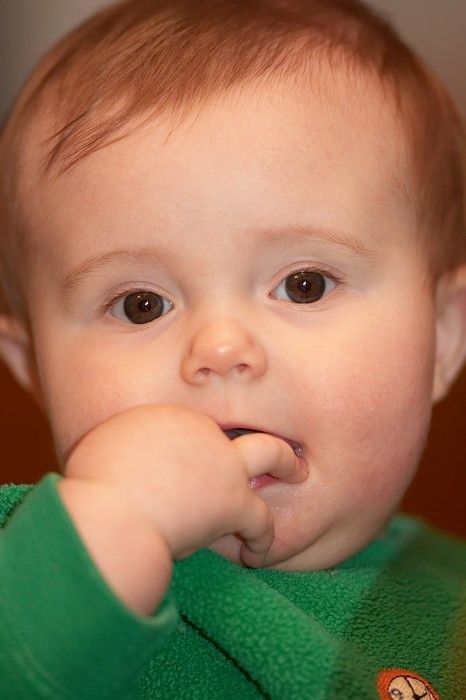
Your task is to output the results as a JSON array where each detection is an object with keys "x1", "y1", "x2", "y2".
[{"x1": 0, "y1": 473, "x2": 179, "y2": 699}]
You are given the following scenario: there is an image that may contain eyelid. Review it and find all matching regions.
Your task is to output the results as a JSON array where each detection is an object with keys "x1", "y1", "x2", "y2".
[
  {"x1": 100, "y1": 262, "x2": 345, "y2": 320},
  {"x1": 270, "y1": 264, "x2": 344, "y2": 304},
  {"x1": 271, "y1": 262, "x2": 345, "y2": 289},
  {"x1": 101, "y1": 286, "x2": 173, "y2": 318}
]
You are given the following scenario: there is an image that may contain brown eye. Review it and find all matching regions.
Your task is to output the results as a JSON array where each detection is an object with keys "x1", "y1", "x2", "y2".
[
  {"x1": 274, "y1": 269, "x2": 335, "y2": 304},
  {"x1": 110, "y1": 291, "x2": 170, "y2": 325}
]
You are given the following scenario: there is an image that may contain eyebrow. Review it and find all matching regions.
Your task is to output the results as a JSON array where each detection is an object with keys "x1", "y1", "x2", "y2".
[{"x1": 60, "y1": 224, "x2": 377, "y2": 298}]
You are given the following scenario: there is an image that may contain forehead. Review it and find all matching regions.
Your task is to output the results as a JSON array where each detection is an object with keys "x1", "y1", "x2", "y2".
[{"x1": 19, "y1": 72, "x2": 413, "y2": 264}]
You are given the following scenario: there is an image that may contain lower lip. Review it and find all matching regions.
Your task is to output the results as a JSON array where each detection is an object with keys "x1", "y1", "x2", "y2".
[{"x1": 248, "y1": 474, "x2": 279, "y2": 489}]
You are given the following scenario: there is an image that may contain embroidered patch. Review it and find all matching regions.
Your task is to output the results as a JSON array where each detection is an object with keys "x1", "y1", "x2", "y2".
[{"x1": 377, "y1": 668, "x2": 440, "y2": 700}]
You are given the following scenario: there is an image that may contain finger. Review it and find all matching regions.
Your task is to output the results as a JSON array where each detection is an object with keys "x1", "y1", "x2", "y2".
[
  {"x1": 239, "y1": 542, "x2": 270, "y2": 569},
  {"x1": 235, "y1": 496, "x2": 274, "y2": 557},
  {"x1": 233, "y1": 432, "x2": 307, "y2": 483}
]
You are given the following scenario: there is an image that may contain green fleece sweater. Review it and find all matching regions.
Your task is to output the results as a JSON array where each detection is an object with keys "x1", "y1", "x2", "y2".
[{"x1": 0, "y1": 473, "x2": 464, "y2": 699}]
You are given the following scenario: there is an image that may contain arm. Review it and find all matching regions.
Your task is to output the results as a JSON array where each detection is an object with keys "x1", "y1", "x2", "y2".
[{"x1": 0, "y1": 475, "x2": 178, "y2": 699}]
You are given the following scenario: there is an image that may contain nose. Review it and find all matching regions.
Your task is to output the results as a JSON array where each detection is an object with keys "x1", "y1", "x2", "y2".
[{"x1": 181, "y1": 318, "x2": 267, "y2": 385}]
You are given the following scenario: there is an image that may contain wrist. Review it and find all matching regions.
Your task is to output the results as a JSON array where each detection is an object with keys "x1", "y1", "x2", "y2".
[{"x1": 58, "y1": 477, "x2": 173, "y2": 615}]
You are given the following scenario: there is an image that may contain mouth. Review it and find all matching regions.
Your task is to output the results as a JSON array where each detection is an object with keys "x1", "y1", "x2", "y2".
[{"x1": 222, "y1": 426, "x2": 304, "y2": 458}]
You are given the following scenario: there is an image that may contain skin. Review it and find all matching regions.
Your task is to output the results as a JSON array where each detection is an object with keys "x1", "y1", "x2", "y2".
[{"x1": 2, "y1": 73, "x2": 466, "y2": 612}]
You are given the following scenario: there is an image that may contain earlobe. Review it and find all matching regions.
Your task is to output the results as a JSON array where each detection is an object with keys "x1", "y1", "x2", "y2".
[
  {"x1": 432, "y1": 265, "x2": 466, "y2": 404},
  {"x1": 0, "y1": 315, "x2": 44, "y2": 408}
]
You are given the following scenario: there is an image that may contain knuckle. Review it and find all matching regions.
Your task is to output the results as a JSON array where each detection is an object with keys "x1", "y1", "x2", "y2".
[
  {"x1": 150, "y1": 404, "x2": 218, "y2": 433},
  {"x1": 145, "y1": 403, "x2": 188, "y2": 422}
]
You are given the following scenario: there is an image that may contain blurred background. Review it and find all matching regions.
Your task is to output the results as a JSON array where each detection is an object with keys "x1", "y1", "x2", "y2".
[{"x1": 1, "y1": 1, "x2": 465, "y2": 537}]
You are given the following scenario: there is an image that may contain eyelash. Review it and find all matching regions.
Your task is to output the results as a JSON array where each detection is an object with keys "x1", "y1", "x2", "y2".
[{"x1": 101, "y1": 265, "x2": 344, "y2": 318}]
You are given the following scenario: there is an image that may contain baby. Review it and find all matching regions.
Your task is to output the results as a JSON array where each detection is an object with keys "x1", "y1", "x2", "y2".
[{"x1": 0, "y1": 0, "x2": 465, "y2": 698}]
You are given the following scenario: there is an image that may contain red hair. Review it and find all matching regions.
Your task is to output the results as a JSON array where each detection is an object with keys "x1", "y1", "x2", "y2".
[{"x1": 0, "y1": 0, "x2": 464, "y2": 321}]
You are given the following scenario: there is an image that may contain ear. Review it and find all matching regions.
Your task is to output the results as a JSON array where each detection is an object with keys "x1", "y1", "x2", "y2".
[
  {"x1": 432, "y1": 265, "x2": 466, "y2": 404},
  {"x1": 0, "y1": 314, "x2": 44, "y2": 410}
]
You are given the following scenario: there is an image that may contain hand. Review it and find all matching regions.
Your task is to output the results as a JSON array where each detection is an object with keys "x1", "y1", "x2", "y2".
[{"x1": 64, "y1": 404, "x2": 306, "y2": 565}]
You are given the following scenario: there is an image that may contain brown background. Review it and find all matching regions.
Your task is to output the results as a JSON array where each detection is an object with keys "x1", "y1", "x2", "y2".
[{"x1": 1, "y1": 359, "x2": 465, "y2": 539}]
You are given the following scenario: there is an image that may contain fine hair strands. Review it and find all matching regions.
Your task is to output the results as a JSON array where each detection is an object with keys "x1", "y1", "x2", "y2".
[{"x1": 0, "y1": 0, "x2": 464, "y2": 324}]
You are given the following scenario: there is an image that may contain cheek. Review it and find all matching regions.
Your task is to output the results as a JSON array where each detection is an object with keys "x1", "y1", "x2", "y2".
[
  {"x1": 297, "y1": 304, "x2": 436, "y2": 494},
  {"x1": 36, "y1": 338, "x2": 152, "y2": 459}
]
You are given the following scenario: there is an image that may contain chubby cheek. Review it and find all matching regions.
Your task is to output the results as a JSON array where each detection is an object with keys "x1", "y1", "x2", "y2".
[
  {"x1": 300, "y1": 305, "x2": 436, "y2": 514},
  {"x1": 45, "y1": 361, "x2": 132, "y2": 463},
  {"x1": 35, "y1": 335, "x2": 171, "y2": 464}
]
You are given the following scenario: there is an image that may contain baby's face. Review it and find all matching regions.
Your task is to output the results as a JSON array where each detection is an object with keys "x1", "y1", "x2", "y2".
[{"x1": 21, "y1": 76, "x2": 438, "y2": 569}]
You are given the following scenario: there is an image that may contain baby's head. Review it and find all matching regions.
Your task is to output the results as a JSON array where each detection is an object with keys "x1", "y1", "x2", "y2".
[{"x1": 0, "y1": 0, "x2": 465, "y2": 569}]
